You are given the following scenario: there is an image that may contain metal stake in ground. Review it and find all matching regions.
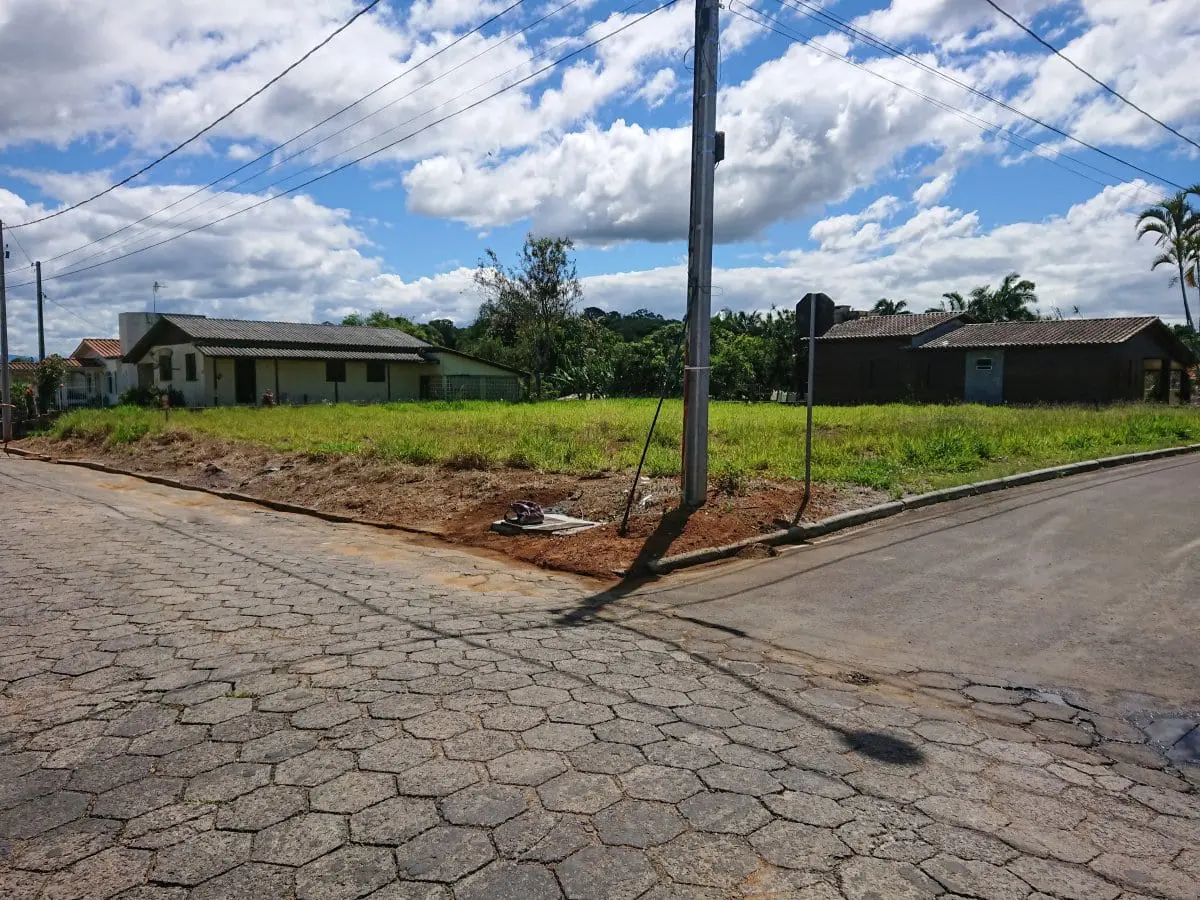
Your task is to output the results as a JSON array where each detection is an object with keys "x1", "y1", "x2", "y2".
[
  {"x1": 681, "y1": 0, "x2": 720, "y2": 509},
  {"x1": 1, "y1": 219, "x2": 11, "y2": 444}
]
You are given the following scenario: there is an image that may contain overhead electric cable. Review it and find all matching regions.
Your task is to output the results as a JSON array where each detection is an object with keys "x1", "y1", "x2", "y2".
[
  {"x1": 38, "y1": 0, "x2": 541, "y2": 268},
  {"x1": 18, "y1": 1, "x2": 678, "y2": 287},
  {"x1": 728, "y1": 4, "x2": 1153, "y2": 196},
  {"x1": 9, "y1": 0, "x2": 387, "y2": 229},
  {"x1": 763, "y1": 0, "x2": 1186, "y2": 191},
  {"x1": 978, "y1": 0, "x2": 1200, "y2": 153}
]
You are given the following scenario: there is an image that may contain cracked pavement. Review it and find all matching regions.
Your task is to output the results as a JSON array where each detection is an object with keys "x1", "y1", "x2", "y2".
[{"x1": 1, "y1": 457, "x2": 1197, "y2": 899}]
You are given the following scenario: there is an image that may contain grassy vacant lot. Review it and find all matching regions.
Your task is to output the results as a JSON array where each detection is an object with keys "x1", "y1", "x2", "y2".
[{"x1": 47, "y1": 400, "x2": 1200, "y2": 493}]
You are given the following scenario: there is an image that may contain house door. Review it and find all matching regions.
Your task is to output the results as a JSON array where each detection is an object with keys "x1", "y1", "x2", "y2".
[
  {"x1": 964, "y1": 350, "x2": 1004, "y2": 404},
  {"x1": 234, "y1": 359, "x2": 257, "y2": 404},
  {"x1": 137, "y1": 364, "x2": 154, "y2": 389}
]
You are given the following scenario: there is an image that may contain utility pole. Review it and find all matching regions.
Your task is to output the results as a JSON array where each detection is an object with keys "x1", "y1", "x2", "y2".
[
  {"x1": 36, "y1": 261, "x2": 45, "y2": 361},
  {"x1": 1, "y1": 219, "x2": 11, "y2": 443},
  {"x1": 681, "y1": 0, "x2": 720, "y2": 508},
  {"x1": 153, "y1": 280, "x2": 165, "y2": 313}
]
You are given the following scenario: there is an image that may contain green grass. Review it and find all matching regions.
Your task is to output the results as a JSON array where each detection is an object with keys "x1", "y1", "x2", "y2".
[{"x1": 46, "y1": 400, "x2": 1200, "y2": 493}]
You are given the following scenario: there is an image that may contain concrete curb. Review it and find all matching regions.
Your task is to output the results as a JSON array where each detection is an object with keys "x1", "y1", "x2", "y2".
[
  {"x1": 1, "y1": 447, "x2": 444, "y2": 538},
  {"x1": 646, "y1": 442, "x2": 1200, "y2": 575},
  {"x1": 7, "y1": 441, "x2": 1200, "y2": 577}
]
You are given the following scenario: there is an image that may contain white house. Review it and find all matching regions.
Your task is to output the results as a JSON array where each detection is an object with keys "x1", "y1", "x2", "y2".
[
  {"x1": 120, "y1": 313, "x2": 525, "y2": 407},
  {"x1": 68, "y1": 338, "x2": 128, "y2": 406},
  {"x1": 8, "y1": 338, "x2": 129, "y2": 408}
]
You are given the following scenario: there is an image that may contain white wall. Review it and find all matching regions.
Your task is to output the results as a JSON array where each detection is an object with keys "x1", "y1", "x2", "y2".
[
  {"x1": 127, "y1": 348, "x2": 516, "y2": 406},
  {"x1": 431, "y1": 351, "x2": 519, "y2": 378},
  {"x1": 131, "y1": 342, "x2": 208, "y2": 407}
]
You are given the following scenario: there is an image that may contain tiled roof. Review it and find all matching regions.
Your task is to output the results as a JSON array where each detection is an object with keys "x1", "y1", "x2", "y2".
[
  {"x1": 8, "y1": 358, "x2": 84, "y2": 371},
  {"x1": 819, "y1": 312, "x2": 960, "y2": 340},
  {"x1": 78, "y1": 338, "x2": 122, "y2": 358},
  {"x1": 160, "y1": 314, "x2": 430, "y2": 349},
  {"x1": 194, "y1": 346, "x2": 430, "y2": 363},
  {"x1": 916, "y1": 317, "x2": 1160, "y2": 349}
]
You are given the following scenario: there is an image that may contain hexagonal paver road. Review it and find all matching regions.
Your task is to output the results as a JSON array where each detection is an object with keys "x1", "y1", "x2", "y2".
[{"x1": 1, "y1": 457, "x2": 1197, "y2": 899}]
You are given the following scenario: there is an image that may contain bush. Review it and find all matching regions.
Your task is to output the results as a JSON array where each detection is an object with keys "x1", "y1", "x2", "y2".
[{"x1": 119, "y1": 386, "x2": 186, "y2": 408}]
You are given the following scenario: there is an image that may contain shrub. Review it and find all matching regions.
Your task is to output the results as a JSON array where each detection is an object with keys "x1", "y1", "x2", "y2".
[{"x1": 119, "y1": 386, "x2": 186, "y2": 408}]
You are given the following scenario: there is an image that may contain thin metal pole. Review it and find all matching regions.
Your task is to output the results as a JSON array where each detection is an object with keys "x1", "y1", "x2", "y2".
[
  {"x1": 681, "y1": 0, "x2": 719, "y2": 508},
  {"x1": 35, "y1": 262, "x2": 45, "y2": 361},
  {"x1": 0, "y1": 219, "x2": 11, "y2": 444},
  {"x1": 793, "y1": 297, "x2": 816, "y2": 525}
]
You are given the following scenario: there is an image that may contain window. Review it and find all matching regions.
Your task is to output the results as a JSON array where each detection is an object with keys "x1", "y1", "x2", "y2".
[
  {"x1": 975, "y1": 358, "x2": 993, "y2": 371},
  {"x1": 326, "y1": 360, "x2": 346, "y2": 383},
  {"x1": 366, "y1": 361, "x2": 386, "y2": 383},
  {"x1": 105, "y1": 372, "x2": 114, "y2": 394},
  {"x1": 184, "y1": 353, "x2": 197, "y2": 381},
  {"x1": 158, "y1": 351, "x2": 173, "y2": 381}
]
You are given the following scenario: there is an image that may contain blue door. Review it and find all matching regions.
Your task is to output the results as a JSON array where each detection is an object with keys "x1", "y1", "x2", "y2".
[{"x1": 964, "y1": 350, "x2": 1004, "y2": 404}]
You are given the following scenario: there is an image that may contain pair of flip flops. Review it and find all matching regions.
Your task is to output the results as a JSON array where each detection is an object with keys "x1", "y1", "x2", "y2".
[{"x1": 504, "y1": 500, "x2": 544, "y2": 526}]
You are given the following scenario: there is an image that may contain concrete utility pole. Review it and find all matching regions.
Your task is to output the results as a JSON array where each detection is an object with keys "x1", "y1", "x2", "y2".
[
  {"x1": 36, "y1": 261, "x2": 45, "y2": 361},
  {"x1": 1, "y1": 219, "x2": 11, "y2": 443},
  {"x1": 681, "y1": 0, "x2": 720, "y2": 508}
]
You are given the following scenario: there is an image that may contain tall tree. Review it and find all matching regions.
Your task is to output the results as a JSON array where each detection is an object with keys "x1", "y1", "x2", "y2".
[
  {"x1": 475, "y1": 234, "x2": 582, "y2": 397},
  {"x1": 871, "y1": 298, "x2": 909, "y2": 315},
  {"x1": 939, "y1": 291, "x2": 967, "y2": 313},
  {"x1": 1136, "y1": 191, "x2": 1197, "y2": 331},
  {"x1": 977, "y1": 272, "x2": 1039, "y2": 321}
]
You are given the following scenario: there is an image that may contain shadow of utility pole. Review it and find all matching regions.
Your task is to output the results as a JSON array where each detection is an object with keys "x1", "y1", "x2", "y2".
[{"x1": 556, "y1": 505, "x2": 693, "y2": 626}]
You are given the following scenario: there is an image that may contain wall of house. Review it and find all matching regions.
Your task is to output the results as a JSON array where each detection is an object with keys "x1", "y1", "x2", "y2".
[
  {"x1": 1112, "y1": 329, "x2": 1190, "y2": 402},
  {"x1": 204, "y1": 358, "x2": 433, "y2": 406},
  {"x1": 133, "y1": 342, "x2": 209, "y2": 407},
  {"x1": 431, "y1": 352, "x2": 517, "y2": 378},
  {"x1": 911, "y1": 352, "x2": 967, "y2": 403},
  {"x1": 811, "y1": 339, "x2": 918, "y2": 404},
  {"x1": 389, "y1": 363, "x2": 422, "y2": 401}
]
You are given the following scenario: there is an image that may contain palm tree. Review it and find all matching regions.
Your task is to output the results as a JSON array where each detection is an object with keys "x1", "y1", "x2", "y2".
[
  {"x1": 941, "y1": 274, "x2": 1038, "y2": 321},
  {"x1": 940, "y1": 291, "x2": 967, "y2": 313},
  {"x1": 871, "y1": 298, "x2": 909, "y2": 315},
  {"x1": 987, "y1": 272, "x2": 1039, "y2": 321},
  {"x1": 1136, "y1": 191, "x2": 1197, "y2": 331}
]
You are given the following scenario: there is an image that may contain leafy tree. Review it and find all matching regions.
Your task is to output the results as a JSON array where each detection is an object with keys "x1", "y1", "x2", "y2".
[
  {"x1": 937, "y1": 273, "x2": 1038, "y2": 322},
  {"x1": 871, "y1": 298, "x2": 909, "y2": 315},
  {"x1": 36, "y1": 355, "x2": 67, "y2": 410},
  {"x1": 475, "y1": 234, "x2": 582, "y2": 397},
  {"x1": 1137, "y1": 191, "x2": 1197, "y2": 331},
  {"x1": 937, "y1": 291, "x2": 967, "y2": 313},
  {"x1": 341, "y1": 309, "x2": 441, "y2": 344}
]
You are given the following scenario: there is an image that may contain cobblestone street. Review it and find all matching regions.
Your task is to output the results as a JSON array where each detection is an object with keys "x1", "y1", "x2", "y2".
[{"x1": 1, "y1": 457, "x2": 1197, "y2": 899}]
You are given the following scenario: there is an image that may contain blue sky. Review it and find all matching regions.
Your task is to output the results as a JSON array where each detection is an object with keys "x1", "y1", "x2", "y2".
[{"x1": 0, "y1": 0, "x2": 1198, "y2": 356}]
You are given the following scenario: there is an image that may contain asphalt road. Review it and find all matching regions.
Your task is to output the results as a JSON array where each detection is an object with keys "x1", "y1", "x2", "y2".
[{"x1": 637, "y1": 455, "x2": 1200, "y2": 712}]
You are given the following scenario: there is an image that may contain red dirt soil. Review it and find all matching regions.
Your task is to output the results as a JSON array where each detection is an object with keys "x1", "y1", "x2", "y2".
[{"x1": 17, "y1": 432, "x2": 885, "y2": 579}]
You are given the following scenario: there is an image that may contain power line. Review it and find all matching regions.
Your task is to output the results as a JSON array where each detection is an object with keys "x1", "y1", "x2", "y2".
[
  {"x1": 38, "y1": 0, "x2": 542, "y2": 269},
  {"x1": 978, "y1": 0, "x2": 1200, "y2": 154},
  {"x1": 727, "y1": 4, "x2": 1151, "y2": 196},
  {"x1": 19, "y1": 1, "x2": 679, "y2": 287},
  {"x1": 42, "y1": 0, "x2": 582, "y2": 276},
  {"x1": 6, "y1": 230, "x2": 34, "y2": 269},
  {"x1": 38, "y1": 0, "x2": 650, "y2": 284},
  {"x1": 762, "y1": 0, "x2": 1186, "y2": 191},
  {"x1": 9, "y1": 0, "x2": 387, "y2": 230},
  {"x1": 43, "y1": 294, "x2": 109, "y2": 335}
]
